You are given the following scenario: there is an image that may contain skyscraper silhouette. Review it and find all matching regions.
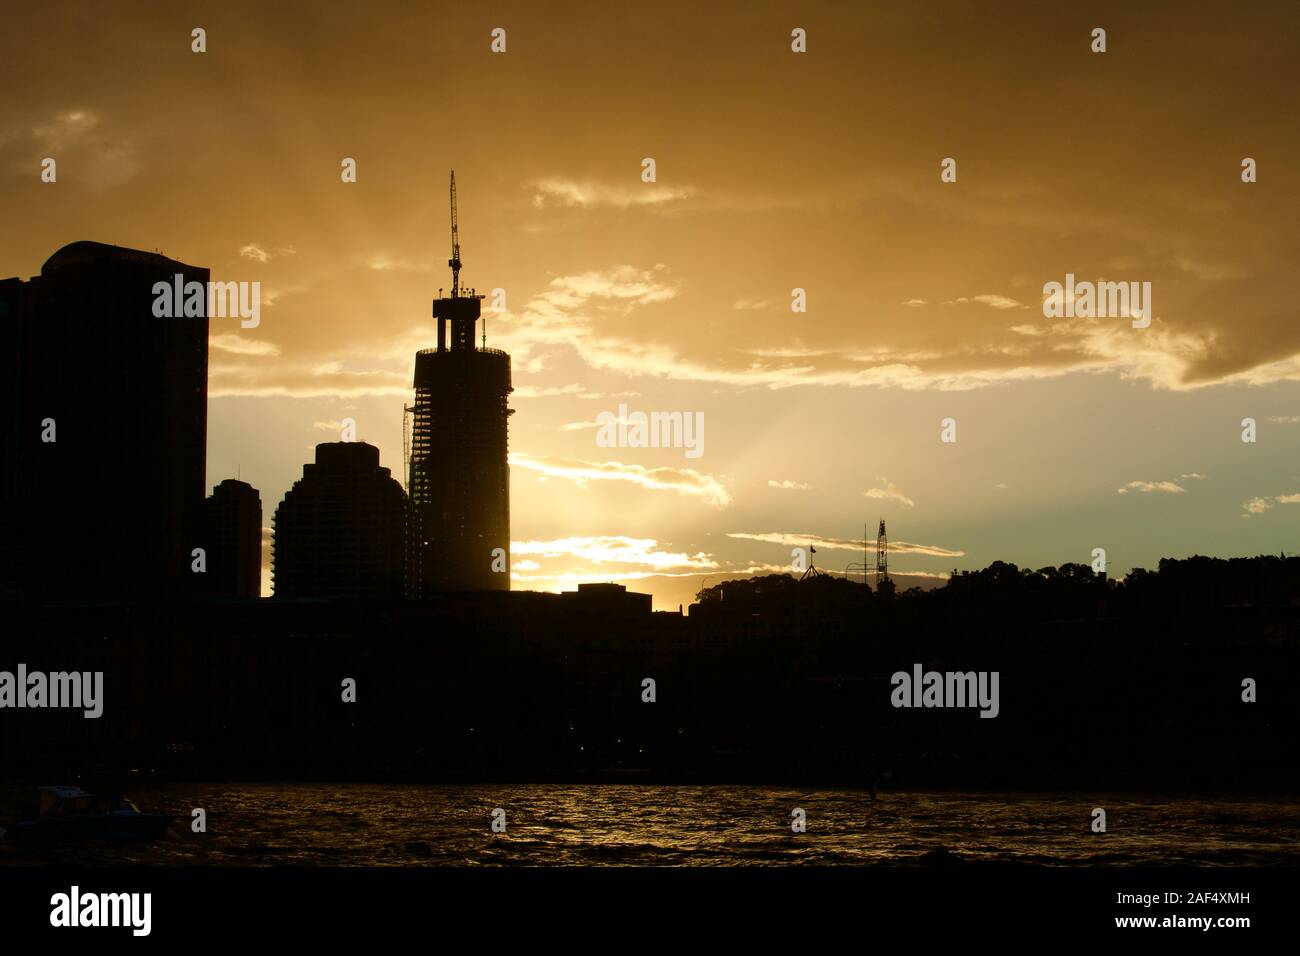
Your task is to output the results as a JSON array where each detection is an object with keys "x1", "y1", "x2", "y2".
[
  {"x1": 203, "y1": 478, "x2": 262, "y2": 599},
  {"x1": 408, "y1": 174, "x2": 512, "y2": 593},
  {"x1": 0, "y1": 241, "x2": 208, "y2": 602},
  {"x1": 273, "y1": 441, "x2": 412, "y2": 601}
]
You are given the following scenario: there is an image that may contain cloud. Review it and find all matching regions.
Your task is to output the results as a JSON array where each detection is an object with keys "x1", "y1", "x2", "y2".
[
  {"x1": 366, "y1": 254, "x2": 431, "y2": 272},
  {"x1": 767, "y1": 479, "x2": 811, "y2": 490},
  {"x1": 726, "y1": 532, "x2": 964, "y2": 558},
  {"x1": 209, "y1": 334, "x2": 280, "y2": 357},
  {"x1": 497, "y1": 264, "x2": 1279, "y2": 394},
  {"x1": 1172, "y1": 257, "x2": 1245, "y2": 282},
  {"x1": 502, "y1": 541, "x2": 955, "y2": 595},
  {"x1": 1241, "y1": 492, "x2": 1300, "y2": 516},
  {"x1": 3, "y1": 110, "x2": 140, "y2": 190},
  {"x1": 506, "y1": 535, "x2": 719, "y2": 590},
  {"x1": 531, "y1": 177, "x2": 694, "y2": 209},
  {"x1": 728, "y1": 564, "x2": 950, "y2": 582},
  {"x1": 973, "y1": 294, "x2": 1024, "y2": 309},
  {"x1": 6, "y1": 10, "x2": 1300, "y2": 412},
  {"x1": 513, "y1": 383, "x2": 631, "y2": 399},
  {"x1": 238, "y1": 244, "x2": 295, "y2": 263},
  {"x1": 510, "y1": 568, "x2": 709, "y2": 586},
  {"x1": 512, "y1": 536, "x2": 717, "y2": 570},
  {"x1": 209, "y1": 361, "x2": 409, "y2": 399},
  {"x1": 491, "y1": 249, "x2": 1300, "y2": 394},
  {"x1": 489, "y1": 264, "x2": 681, "y2": 373},
  {"x1": 225, "y1": 246, "x2": 1298, "y2": 406},
  {"x1": 543, "y1": 266, "x2": 679, "y2": 308},
  {"x1": 941, "y1": 294, "x2": 1025, "y2": 309},
  {"x1": 1117, "y1": 480, "x2": 1186, "y2": 495},
  {"x1": 863, "y1": 479, "x2": 915, "y2": 508},
  {"x1": 185, "y1": 235, "x2": 1300, "y2": 414},
  {"x1": 509, "y1": 452, "x2": 731, "y2": 506}
]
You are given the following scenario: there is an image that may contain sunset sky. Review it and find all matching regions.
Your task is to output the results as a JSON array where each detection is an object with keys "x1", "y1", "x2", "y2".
[{"x1": 3, "y1": 2, "x2": 1297, "y2": 609}]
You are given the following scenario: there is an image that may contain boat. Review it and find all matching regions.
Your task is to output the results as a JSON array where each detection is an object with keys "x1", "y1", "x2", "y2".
[{"x1": 4, "y1": 786, "x2": 174, "y2": 844}]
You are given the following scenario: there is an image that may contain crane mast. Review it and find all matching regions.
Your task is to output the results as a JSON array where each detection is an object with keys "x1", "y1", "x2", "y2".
[{"x1": 449, "y1": 171, "x2": 462, "y2": 298}]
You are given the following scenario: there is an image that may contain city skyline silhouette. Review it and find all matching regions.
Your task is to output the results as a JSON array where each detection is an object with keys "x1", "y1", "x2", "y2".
[
  {"x1": 2, "y1": 5, "x2": 1300, "y2": 912},
  {"x1": 2, "y1": 3, "x2": 1297, "y2": 613}
]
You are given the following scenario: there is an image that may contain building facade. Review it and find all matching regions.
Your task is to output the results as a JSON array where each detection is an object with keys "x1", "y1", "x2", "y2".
[
  {"x1": 203, "y1": 478, "x2": 262, "y2": 599},
  {"x1": 0, "y1": 241, "x2": 208, "y2": 602},
  {"x1": 409, "y1": 338, "x2": 512, "y2": 594},
  {"x1": 273, "y1": 442, "x2": 412, "y2": 601}
]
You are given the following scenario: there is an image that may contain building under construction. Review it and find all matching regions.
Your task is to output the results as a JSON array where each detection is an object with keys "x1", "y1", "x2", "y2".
[{"x1": 408, "y1": 173, "x2": 512, "y2": 593}]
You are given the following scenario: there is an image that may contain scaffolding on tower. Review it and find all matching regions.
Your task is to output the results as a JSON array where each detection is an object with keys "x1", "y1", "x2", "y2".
[
  {"x1": 875, "y1": 519, "x2": 896, "y2": 599},
  {"x1": 401, "y1": 403, "x2": 414, "y2": 491}
]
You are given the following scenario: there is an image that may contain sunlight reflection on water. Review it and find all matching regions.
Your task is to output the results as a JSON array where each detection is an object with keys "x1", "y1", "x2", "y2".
[{"x1": 4, "y1": 785, "x2": 1298, "y2": 867}]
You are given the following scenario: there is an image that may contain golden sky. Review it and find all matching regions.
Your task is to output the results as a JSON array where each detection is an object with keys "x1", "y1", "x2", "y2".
[{"x1": 3, "y1": 1, "x2": 1297, "y2": 608}]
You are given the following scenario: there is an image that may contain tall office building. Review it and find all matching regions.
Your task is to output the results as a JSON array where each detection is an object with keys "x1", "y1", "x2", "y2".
[
  {"x1": 203, "y1": 478, "x2": 262, "y2": 599},
  {"x1": 273, "y1": 442, "x2": 412, "y2": 601},
  {"x1": 0, "y1": 241, "x2": 208, "y2": 602},
  {"x1": 408, "y1": 173, "x2": 512, "y2": 593}
]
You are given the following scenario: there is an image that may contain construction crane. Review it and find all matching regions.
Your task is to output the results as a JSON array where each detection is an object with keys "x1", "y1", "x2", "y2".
[
  {"x1": 448, "y1": 171, "x2": 462, "y2": 298},
  {"x1": 444, "y1": 170, "x2": 488, "y2": 345}
]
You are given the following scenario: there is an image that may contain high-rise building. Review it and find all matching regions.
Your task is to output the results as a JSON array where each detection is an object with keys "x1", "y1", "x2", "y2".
[
  {"x1": 408, "y1": 173, "x2": 512, "y2": 593},
  {"x1": 203, "y1": 478, "x2": 262, "y2": 599},
  {"x1": 0, "y1": 241, "x2": 208, "y2": 602},
  {"x1": 273, "y1": 442, "x2": 412, "y2": 601}
]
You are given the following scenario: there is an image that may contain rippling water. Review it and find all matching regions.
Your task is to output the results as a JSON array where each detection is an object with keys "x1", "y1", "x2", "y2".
[{"x1": 3, "y1": 785, "x2": 1298, "y2": 866}]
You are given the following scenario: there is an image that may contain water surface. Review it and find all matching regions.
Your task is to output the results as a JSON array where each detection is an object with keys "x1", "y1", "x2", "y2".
[{"x1": 4, "y1": 785, "x2": 1297, "y2": 866}]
